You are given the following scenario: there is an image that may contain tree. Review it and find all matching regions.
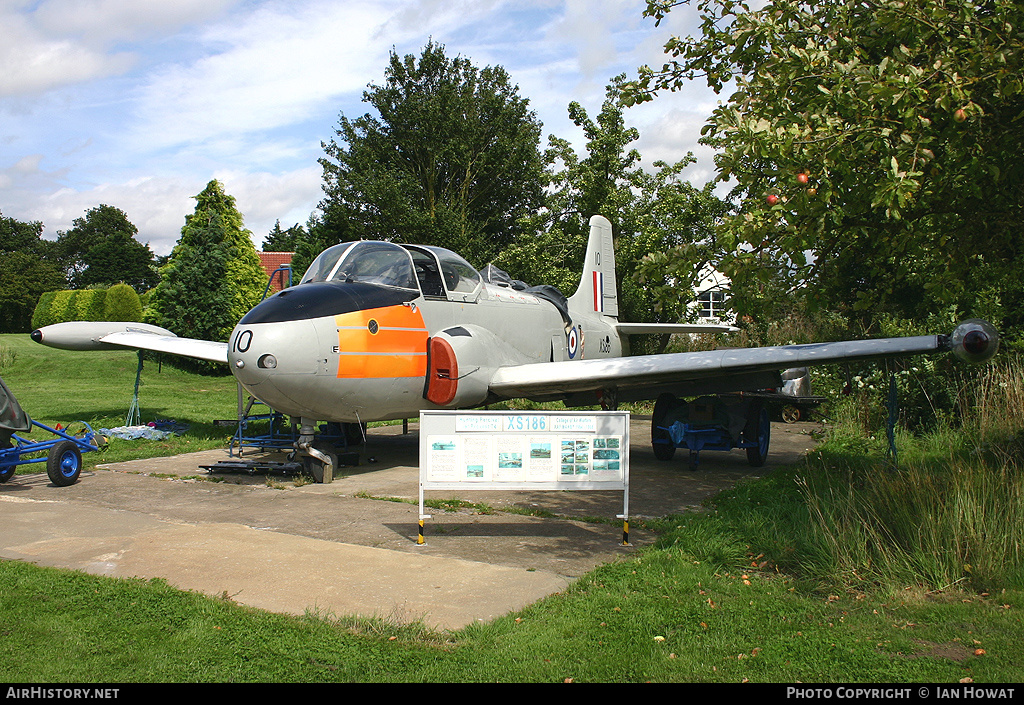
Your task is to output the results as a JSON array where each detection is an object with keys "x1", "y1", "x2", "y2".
[
  {"x1": 55, "y1": 205, "x2": 159, "y2": 291},
  {"x1": 1, "y1": 211, "x2": 54, "y2": 258},
  {"x1": 0, "y1": 252, "x2": 65, "y2": 333},
  {"x1": 146, "y1": 180, "x2": 266, "y2": 372},
  {"x1": 262, "y1": 220, "x2": 307, "y2": 252},
  {"x1": 495, "y1": 80, "x2": 647, "y2": 294},
  {"x1": 320, "y1": 40, "x2": 546, "y2": 265},
  {"x1": 623, "y1": 0, "x2": 1024, "y2": 335},
  {"x1": 496, "y1": 79, "x2": 731, "y2": 352},
  {"x1": 0, "y1": 211, "x2": 63, "y2": 333},
  {"x1": 628, "y1": 162, "x2": 734, "y2": 327}
]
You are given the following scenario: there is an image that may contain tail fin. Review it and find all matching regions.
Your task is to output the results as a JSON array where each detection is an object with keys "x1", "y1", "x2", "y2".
[{"x1": 568, "y1": 215, "x2": 618, "y2": 319}]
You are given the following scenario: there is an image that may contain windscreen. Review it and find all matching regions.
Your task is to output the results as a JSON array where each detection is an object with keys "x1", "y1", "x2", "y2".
[
  {"x1": 300, "y1": 242, "x2": 354, "y2": 284},
  {"x1": 300, "y1": 241, "x2": 418, "y2": 290}
]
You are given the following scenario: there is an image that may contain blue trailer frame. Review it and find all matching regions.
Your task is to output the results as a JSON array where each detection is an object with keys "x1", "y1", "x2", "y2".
[
  {"x1": 0, "y1": 419, "x2": 102, "y2": 486},
  {"x1": 1, "y1": 375, "x2": 102, "y2": 487},
  {"x1": 651, "y1": 394, "x2": 771, "y2": 471}
]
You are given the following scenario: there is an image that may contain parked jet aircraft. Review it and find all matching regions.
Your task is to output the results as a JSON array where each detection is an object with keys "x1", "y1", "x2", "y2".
[{"x1": 32, "y1": 215, "x2": 999, "y2": 479}]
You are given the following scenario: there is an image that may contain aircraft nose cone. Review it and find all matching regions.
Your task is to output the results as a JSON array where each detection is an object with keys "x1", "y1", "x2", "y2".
[{"x1": 228, "y1": 319, "x2": 319, "y2": 385}]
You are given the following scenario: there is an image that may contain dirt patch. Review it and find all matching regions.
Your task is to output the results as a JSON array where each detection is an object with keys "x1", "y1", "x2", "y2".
[{"x1": 908, "y1": 640, "x2": 976, "y2": 662}]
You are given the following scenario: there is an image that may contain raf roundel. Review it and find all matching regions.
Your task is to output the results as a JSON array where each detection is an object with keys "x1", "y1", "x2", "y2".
[{"x1": 567, "y1": 326, "x2": 579, "y2": 359}]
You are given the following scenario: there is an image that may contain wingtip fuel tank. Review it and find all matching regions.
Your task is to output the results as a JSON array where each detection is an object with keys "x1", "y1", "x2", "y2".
[
  {"x1": 31, "y1": 322, "x2": 177, "y2": 351},
  {"x1": 946, "y1": 319, "x2": 1000, "y2": 364}
]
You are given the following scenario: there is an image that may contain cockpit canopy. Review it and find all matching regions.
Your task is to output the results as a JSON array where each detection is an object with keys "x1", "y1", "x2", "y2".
[
  {"x1": 299, "y1": 240, "x2": 481, "y2": 301},
  {"x1": 300, "y1": 241, "x2": 417, "y2": 289}
]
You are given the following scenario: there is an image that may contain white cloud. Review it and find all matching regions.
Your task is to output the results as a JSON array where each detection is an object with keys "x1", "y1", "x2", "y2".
[
  {"x1": 383, "y1": 0, "x2": 510, "y2": 39},
  {"x1": 29, "y1": 0, "x2": 241, "y2": 44},
  {"x1": 0, "y1": 15, "x2": 135, "y2": 96},
  {"x1": 18, "y1": 166, "x2": 322, "y2": 256},
  {"x1": 544, "y1": 0, "x2": 635, "y2": 80},
  {"x1": 0, "y1": 0, "x2": 726, "y2": 254},
  {"x1": 0, "y1": 0, "x2": 243, "y2": 98},
  {"x1": 125, "y1": 1, "x2": 400, "y2": 156},
  {"x1": 211, "y1": 166, "x2": 324, "y2": 248}
]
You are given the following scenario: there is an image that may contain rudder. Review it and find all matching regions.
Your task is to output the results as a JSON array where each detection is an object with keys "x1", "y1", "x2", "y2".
[{"x1": 568, "y1": 215, "x2": 618, "y2": 318}]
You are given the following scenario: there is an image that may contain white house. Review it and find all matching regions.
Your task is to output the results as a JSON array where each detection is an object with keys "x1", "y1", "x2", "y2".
[{"x1": 690, "y1": 265, "x2": 734, "y2": 324}]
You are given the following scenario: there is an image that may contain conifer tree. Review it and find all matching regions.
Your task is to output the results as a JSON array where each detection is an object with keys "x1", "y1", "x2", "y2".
[{"x1": 146, "y1": 180, "x2": 266, "y2": 372}]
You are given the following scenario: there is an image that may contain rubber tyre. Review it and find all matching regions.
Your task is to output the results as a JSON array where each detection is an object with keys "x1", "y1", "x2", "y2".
[
  {"x1": 47, "y1": 440, "x2": 82, "y2": 487},
  {"x1": 0, "y1": 439, "x2": 16, "y2": 483},
  {"x1": 745, "y1": 405, "x2": 770, "y2": 468},
  {"x1": 781, "y1": 405, "x2": 801, "y2": 423},
  {"x1": 302, "y1": 456, "x2": 325, "y2": 483},
  {"x1": 651, "y1": 393, "x2": 677, "y2": 461}
]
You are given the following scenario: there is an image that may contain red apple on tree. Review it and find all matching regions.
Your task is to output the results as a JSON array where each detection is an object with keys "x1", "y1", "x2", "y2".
[
  {"x1": 797, "y1": 172, "x2": 809, "y2": 184},
  {"x1": 766, "y1": 194, "x2": 779, "y2": 206},
  {"x1": 954, "y1": 108, "x2": 967, "y2": 122}
]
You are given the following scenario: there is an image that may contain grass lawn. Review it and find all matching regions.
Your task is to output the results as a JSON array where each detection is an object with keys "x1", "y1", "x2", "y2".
[
  {"x1": 1, "y1": 533, "x2": 1020, "y2": 683},
  {"x1": 1, "y1": 333, "x2": 1022, "y2": 683}
]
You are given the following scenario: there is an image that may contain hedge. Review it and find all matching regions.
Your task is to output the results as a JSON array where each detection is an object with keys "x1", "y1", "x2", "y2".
[{"x1": 31, "y1": 284, "x2": 143, "y2": 328}]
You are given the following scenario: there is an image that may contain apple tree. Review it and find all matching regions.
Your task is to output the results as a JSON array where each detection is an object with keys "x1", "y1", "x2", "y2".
[{"x1": 623, "y1": 0, "x2": 1024, "y2": 337}]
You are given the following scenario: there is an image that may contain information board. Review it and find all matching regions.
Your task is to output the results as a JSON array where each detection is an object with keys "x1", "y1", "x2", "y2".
[
  {"x1": 420, "y1": 410, "x2": 629, "y2": 492},
  {"x1": 417, "y1": 410, "x2": 631, "y2": 545}
]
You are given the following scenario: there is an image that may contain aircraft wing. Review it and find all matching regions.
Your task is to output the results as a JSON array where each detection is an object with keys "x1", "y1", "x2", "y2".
[
  {"x1": 31, "y1": 322, "x2": 229, "y2": 364},
  {"x1": 98, "y1": 332, "x2": 229, "y2": 364},
  {"x1": 488, "y1": 321, "x2": 998, "y2": 404}
]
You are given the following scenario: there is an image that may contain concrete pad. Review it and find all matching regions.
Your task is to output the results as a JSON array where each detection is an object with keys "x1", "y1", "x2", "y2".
[
  {"x1": 0, "y1": 493, "x2": 567, "y2": 630},
  {"x1": 0, "y1": 416, "x2": 820, "y2": 630}
]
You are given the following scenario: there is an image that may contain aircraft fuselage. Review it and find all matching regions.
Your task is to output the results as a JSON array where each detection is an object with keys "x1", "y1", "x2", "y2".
[{"x1": 227, "y1": 241, "x2": 622, "y2": 424}]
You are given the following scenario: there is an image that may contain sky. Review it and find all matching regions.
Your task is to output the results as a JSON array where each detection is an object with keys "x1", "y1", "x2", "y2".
[{"x1": 0, "y1": 0, "x2": 723, "y2": 257}]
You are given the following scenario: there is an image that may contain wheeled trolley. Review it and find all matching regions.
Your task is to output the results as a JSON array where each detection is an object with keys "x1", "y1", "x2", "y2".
[
  {"x1": 651, "y1": 393, "x2": 770, "y2": 470},
  {"x1": 0, "y1": 376, "x2": 102, "y2": 487}
]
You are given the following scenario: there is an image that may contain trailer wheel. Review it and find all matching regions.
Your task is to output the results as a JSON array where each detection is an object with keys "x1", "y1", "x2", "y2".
[
  {"x1": 745, "y1": 405, "x2": 770, "y2": 468},
  {"x1": 651, "y1": 393, "x2": 677, "y2": 461},
  {"x1": 781, "y1": 405, "x2": 801, "y2": 423},
  {"x1": 46, "y1": 441, "x2": 82, "y2": 487},
  {"x1": 0, "y1": 440, "x2": 16, "y2": 483}
]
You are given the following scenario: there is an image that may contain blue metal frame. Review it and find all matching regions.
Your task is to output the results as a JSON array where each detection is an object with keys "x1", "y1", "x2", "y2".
[
  {"x1": 0, "y1": 419, "x2": 101, "y2": 470},
  {"x1": 223, "y1": 264, "x2": 299, "y2": 456},
  {"x1": 227, "y1": 399, "x2": 350, "y2": 457},
  {"x1": 228, "y1": 401, "x2": 297, "y2": 456},
  {"x1": 261, "y1": 265, "x2": 292, "y2": 300},
  {"x1": 654, "y1": 401, "x2": 770, "y2": 470}
]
